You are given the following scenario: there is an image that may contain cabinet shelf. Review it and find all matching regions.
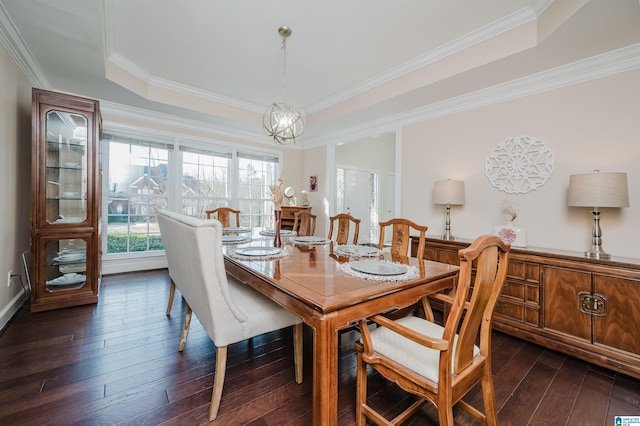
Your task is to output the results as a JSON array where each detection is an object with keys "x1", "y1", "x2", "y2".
[{"x1": 46, "y1": 140, "x2": 86, "y2": 151}]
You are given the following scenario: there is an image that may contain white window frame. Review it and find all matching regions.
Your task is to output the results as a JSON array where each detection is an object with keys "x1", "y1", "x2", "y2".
[{"x1": 101, "y1": 127, "x2": 281, "y2": 275}]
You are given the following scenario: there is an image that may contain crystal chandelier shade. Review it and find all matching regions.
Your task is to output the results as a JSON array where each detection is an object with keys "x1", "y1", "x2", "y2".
[{"x1": 263, "y1": 26, "x2": 304, "y2": 145}]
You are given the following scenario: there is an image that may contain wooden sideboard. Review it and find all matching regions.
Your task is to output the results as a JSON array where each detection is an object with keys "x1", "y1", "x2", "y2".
[
  {"x1": 411, "y1": 236, "x2": 640, "y2": 379},
  {"x1": 281, "y1": 206, "x2": 310, "y2": 230}
]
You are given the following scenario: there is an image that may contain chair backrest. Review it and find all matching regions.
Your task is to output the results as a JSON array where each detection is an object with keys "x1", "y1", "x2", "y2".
[
  {"x1": 447, "y1": 235, "x2": 510, "y2": 374},
  {"x1": 157, "y1": 209, "x2": 249, "y2": 346},
  {"x1": 293, "y1": 209, "x2": 317, "y2": 236},
  {"x1": 205, "y1": 207, "x2": 240, "y2": 227},
  {"x1": 328, "y1": 213, "x2": 361, "y2": 245},
  {"x1": 378, "y1": 218, "x2": 427, "y2": 260}
]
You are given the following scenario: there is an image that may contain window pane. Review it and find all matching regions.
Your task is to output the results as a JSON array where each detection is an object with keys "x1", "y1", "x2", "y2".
[
  {"x1": 106, "y1": 138, "x2": 169, "y2": 254},
  {"x1": 180, "y1": 146, "x2": 230, "y2": 218},
  {"x1": 237, "y1": 152, "x2": 278, "y2": 228}
]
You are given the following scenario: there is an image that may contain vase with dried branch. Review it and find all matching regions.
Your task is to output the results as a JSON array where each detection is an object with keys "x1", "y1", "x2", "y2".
[{"x1": 495, "y1": 200, "x2": 527, "y2": 247}]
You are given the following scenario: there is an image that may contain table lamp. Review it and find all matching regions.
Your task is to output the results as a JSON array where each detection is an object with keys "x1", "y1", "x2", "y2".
[
  {"x1": 567, "y1": 170, "x2": 629, "y2": 259},
  {"x1": 433, "y1": 179, "x2": 465, "y2": 240}
]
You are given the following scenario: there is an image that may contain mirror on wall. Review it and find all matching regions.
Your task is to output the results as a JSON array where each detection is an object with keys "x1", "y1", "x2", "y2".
[{"x1": 334, "y1": 132, "x2": 396, "y2": 244}]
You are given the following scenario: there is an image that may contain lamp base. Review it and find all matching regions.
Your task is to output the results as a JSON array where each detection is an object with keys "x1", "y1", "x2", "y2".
[
  {"x1": 585, "y1": 247, "x2": 611, "y2": 260},
  {"x1": 441, "y1": 234, "x2": 456, "y2": 241},
  {"x1": 584, "y1": 210, "x2": 611, "y2": 260}
]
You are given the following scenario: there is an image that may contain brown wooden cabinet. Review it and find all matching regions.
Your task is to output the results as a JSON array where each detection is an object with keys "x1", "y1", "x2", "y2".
[
  {"x1": 280, "y1": 206, "x2": 310, "y2": 230},
  {"x1": 30, "y1": 88, "x2": 102, "y2": 312},
  {"x1": 412, "y1": 236, "x2": 640, "y2": 379}
]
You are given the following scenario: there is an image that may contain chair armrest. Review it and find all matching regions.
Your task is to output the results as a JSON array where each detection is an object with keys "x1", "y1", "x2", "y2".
[{"x1": 369, "y1": 314, "x2": 449, "y2": 351}]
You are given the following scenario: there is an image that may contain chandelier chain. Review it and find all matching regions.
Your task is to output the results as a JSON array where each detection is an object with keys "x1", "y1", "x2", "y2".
[{"x1": 281, "y1": 35, "x2": 287, "y2": 102}]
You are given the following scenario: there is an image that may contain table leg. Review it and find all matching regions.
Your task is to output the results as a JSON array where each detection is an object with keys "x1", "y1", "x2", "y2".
[{"x1": 312, "y1": 313, "x2": 339, "y2": 426}]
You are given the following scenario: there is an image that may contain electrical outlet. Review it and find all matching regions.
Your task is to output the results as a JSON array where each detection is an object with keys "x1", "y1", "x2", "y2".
[{"x1": 7, "y1": 270, "x2": 12, "y2": 287}]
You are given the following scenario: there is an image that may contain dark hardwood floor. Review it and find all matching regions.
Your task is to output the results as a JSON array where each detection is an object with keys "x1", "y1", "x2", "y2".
[{"x1": 1, "y1": 269, "x2": 639, "y2": 425}]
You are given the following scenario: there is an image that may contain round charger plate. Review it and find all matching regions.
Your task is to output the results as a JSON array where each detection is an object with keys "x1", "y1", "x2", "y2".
[
  {"x1": 334, "y1": 245, "x2": 382, "y2": 257},
  {"x1": 290, "y1": 236, "x2": 330, "y2": 244},
  {"x1": 234, "y1": 247, "x2": 282, "y2": 257},
  {"x1": 349, "y1": 260, "x2": 408, "y2": 276},
  {"x1": 222, "y1": 235, "x2": 251, "y2": 242},
  {"x1": 223, "y1": 227, "x2": 251, "y2": 234},
  {"x1": 260, "y1": 229, "x2": 297, "y2": 236}
]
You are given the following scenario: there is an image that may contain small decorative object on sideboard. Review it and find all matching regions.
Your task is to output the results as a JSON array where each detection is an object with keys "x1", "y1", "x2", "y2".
[
  {"x1": 300, "y1": 190, "x2": 309, "y2": 206},
  {"x1": 284, "y1": 186, "x2": 295, "y2": 205},
  {"x1": 495, "y1": 200, "x2": 527, "y2": 247}
]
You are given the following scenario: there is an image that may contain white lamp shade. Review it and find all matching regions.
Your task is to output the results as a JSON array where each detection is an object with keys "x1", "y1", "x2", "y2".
[
  {"x1": 433, "y1": 179, "x2": 465, "y2": 205},
  {"x1": 568, "y1": 172, "x2": 629, "y2": 208}
]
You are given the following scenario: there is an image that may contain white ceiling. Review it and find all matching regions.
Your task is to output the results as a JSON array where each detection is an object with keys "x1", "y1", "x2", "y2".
[{"x1": 1, "y1": 0, "x2": 639, "y2": 145}]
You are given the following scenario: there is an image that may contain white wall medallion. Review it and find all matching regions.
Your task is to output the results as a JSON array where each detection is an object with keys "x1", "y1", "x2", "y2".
[{"x1": 485, "y1": 136, "x2": 554, "y2": 194}]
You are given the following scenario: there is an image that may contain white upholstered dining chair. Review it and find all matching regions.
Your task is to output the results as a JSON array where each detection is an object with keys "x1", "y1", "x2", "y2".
[{"x1": 157, "y1": 209, "x2": 303, "y2": 420}]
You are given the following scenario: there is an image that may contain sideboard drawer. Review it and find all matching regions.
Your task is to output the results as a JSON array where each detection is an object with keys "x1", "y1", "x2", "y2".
[{"x1": 494, "y1": 298, "x2": 540, "y2": 327}]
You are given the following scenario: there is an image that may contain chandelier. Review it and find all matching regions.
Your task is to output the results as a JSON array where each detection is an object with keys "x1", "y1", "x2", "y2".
[{"x1": 263, "y1": 26, "x2": 304, "y2": 145}]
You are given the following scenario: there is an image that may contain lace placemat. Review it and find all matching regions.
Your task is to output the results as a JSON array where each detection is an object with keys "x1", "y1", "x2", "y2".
[
  {"x1": 230, "y1": 247, "x2": 288, "y2": 261},
  {"x1": 340, "y1": 260, "x2": 419, "y2": 282}
]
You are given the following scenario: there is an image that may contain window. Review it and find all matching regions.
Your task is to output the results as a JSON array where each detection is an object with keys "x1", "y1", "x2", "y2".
[
  {"x1": 104, "y1": 133, "x2": 172, "y2": 254},
  {"x1": 180, "y1": 145, "x2": 231, "y2": 217},
  {"x1": 237, "y1": 151, "x2": 279, "y2": 228},
  {"x1": 103, "y1": 130, "x2": 280, "y2": 257}
]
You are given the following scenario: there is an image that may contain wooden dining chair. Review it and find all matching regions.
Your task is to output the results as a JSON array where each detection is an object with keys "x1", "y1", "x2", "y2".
[
  {"x1": 378, "y1": 218, "x2": 427, "y2": 260},
  {"x1": 293, "y1": 209, "x2": 317, "y2": 236},
  {"x1": 355, "y1": 235, "x2": 510, "y2": 425},
  {"x1": 157, "y1": 209, "x2": 303, "y2": 421},
  {"x1": 205, "y1": 207, "x2": 241, "y2": 227},
  {"x1": 328, "y1": 213, "x2": 361, "y2": 245}
]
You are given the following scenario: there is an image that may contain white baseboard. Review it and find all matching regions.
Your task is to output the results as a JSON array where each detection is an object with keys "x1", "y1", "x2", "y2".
[
  {"x1": 0, "y1": 288, "x2": 26, "y2": 332},
  {"x1": 101, "y1": 254, "x2": 168, "y2": 276}
]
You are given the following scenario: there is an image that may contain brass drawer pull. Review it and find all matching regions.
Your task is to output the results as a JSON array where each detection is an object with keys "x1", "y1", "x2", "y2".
[{"x1": 578, "y1": 291, "x2": 607, "y2": 317}]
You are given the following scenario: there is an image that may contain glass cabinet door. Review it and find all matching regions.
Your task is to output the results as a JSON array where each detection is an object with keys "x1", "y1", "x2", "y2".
[
  {"x1": 44, "y1": 237, "x2": 88, "y2": 293},
  {"x1": 44, "y1": 110, "x2": 89, "y2": 225}
]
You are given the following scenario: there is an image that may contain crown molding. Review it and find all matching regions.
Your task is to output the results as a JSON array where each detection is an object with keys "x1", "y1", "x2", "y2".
[
  {"x1": 304, "y1": 4, "x2": 540, "y2": 115},
  {"x1": 0, "y1": 2, "x2": 49, "y2": 88},
  {"x1": 100, "y1": 100, "x2": 304, "y2": 149},
  {"x1": 106, "y1": 52, "x2": 266, "y2": 114},
  {"x1": 303, "y1": 42, "x2": 640, "y2": 148},
  {"x1": 397, "y1": 42, "x2": 640, "y2": 127}
]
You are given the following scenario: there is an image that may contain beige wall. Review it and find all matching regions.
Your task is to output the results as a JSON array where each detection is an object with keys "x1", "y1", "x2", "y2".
[
  {"x1": 0, "y1": 44, "x2": 32, "y2": 328},
  {"x1": 400, "y1": 68, "x2": 640, "y2": 258},
  {"x1": 301, "y1": 146, "x2": 328, "y2": 233}
]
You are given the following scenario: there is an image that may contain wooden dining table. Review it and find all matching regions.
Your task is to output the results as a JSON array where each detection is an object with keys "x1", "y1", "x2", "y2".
[{"x1": 222, "y1": 233, "x2": 459, "y2": 425}]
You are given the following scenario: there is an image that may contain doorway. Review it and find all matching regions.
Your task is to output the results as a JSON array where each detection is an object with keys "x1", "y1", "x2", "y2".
[{"x1": 337, "y1": 167, "x2": 377, "y2": 244}]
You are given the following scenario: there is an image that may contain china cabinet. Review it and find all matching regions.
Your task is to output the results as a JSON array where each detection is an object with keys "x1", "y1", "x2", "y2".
[
  {"x1": 412, "y1": 236, "x2": 640, "y2": 379},
  {"x1": 30, "y1": 88, "x2": 102, "y2": 312}
]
